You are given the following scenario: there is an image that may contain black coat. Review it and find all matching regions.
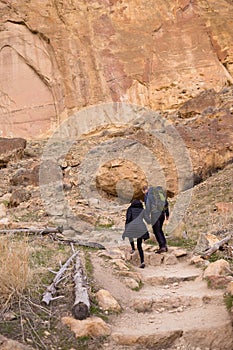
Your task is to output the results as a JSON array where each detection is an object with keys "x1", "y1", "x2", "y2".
[{"x1": 122, "y1": 200, "x2": 149, "y2": 240}]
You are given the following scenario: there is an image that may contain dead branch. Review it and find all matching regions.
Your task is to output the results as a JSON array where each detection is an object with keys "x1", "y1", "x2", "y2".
[
  {"x1": 42, "y1": 250, "x2": 78, "y2": 305},
  {"x1": 0, "y1": 226, "x2": 106, "y2": 250},
  {"x1": 0, "y1": 226, "x2": 63, "y2": 235},
  {"x1": 25, "y1": 316, "x2": 47, "y2": 350},
  {"x1": 72, "y1": 253, "x2": 90, "y2": 320},
  {"x1": 201, "y1": 233, "x2": 232, "y2": 259},
  {"x1": 52, "y1": 236, "x2": 106, "y2": 250}
]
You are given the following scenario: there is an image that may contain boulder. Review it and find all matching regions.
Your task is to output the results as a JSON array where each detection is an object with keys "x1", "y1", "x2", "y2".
[
  {"x1": 0, "y1": 138, "x2": 26, "y2": 167},
  {"x1": 62, "y1": 316, "x2": 111, "y2": 338},
  {"x1": 96, "y1": 289, "x2": 121, "y2": 312},
  {"x1": 10, "y1": 165, "x2": 39, "y2": 186},
  {"x1": 203, "y1": 259, "x2": 230, "y2": 278},
  {"x1": 8, "y1": 188, "x2": 31, "y2": 207},
  {"x1": 96, "y1": 159, "x2": 147, "y2": 199}
]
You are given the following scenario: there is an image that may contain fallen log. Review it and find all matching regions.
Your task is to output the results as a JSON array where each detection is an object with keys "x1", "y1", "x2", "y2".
[
  {"x1": 0, "y1": 226, "x2": 105, "y2": 250},
  {"x1": 53, "y1": 236, "x2": 105, "y2": 250},
  {"x1": 42, "y1": 250, "x2": 78, "y2": 305},
  {"x1": 72, "y1": 254, "x2": 90, "y2": 320},
  {"x1": 71, "y1": 240, "x2": 105, "y2": 250},
  {"x1": 0, "y1": 226, "x2": 63, "y2": 235},
  {"x1": 201, "y1": 233, "x2": 232, "y2": 259}
]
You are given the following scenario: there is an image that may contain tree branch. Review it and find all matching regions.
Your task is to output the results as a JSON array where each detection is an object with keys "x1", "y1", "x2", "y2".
[
  {"x1": 201, "y1": 233, "x2": 232, "y2": 259},
  {"x1": 42, "y1": 250, "x2": 78, "y2": 305}
]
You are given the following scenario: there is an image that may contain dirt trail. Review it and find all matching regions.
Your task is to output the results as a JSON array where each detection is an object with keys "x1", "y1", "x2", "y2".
[{"x1": 92, "y1": 245, "x2": 233, "y2": 350}]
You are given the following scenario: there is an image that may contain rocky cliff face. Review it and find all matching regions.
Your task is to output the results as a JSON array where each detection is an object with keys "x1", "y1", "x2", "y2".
[{"x1": 0, "y1": 0, "x2": 233, "y2": 138}]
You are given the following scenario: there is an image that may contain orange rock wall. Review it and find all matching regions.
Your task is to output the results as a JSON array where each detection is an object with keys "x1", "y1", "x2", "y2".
[{"x1": 0, "y1": 0, "x2": 233, "y2": 138}]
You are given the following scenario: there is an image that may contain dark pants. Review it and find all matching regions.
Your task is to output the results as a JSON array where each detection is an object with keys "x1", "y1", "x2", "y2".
[
  {"x1": 130, "y1": 237, "x2": 144, "y2": 263},
  {"x1": 151, "y1": 212, "x2": 167, "y2": 249}
]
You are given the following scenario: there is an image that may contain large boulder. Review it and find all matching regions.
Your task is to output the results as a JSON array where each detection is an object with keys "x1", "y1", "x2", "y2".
[{"x1": 96, "y1": 159, "x2": 147, "y2": 199}]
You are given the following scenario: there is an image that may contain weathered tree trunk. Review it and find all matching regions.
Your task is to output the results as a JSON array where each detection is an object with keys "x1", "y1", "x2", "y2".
[
  {"x1": 54, "y1": 236, "x2": 105, "y2": 250},
  {"x1": 72, "y1": 254, "x2": 90, "y2": 320},
  {"x1": 42, "y1": 250, "x2": 78, "y2": 305},
  {"x1": 0, "y1": 226, "x2": 105, "y2": 250},
  {"x1": 0, "y1": 226, "x2": 63, "y2": 235},
  {"x1": 201, "y1": 233, "x2": 232, "y2": 259}
]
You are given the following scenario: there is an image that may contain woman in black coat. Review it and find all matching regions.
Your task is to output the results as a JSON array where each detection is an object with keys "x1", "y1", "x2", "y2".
[{"x1": 122, "y1": 199, "x2": 150, "y2": 268}]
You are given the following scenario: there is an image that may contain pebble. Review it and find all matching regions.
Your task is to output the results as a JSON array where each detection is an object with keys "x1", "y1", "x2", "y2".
[{"x1": 173, "y1": 282, "x2": 179, "y2": 287}]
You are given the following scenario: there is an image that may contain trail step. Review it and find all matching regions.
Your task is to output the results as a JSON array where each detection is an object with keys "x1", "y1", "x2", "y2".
[
  {"x1": 92, "y1": 248, "x2": 233, "y2": 350},
  {"x1": 140, "y1": 262, "x2": 201, "y2": 285},
  {"x1": 111, "y1": 304, "x2": 233, "y2": 349},
  {"x1": 131, "y1": 279, "x2": 225, "y2": 312}
]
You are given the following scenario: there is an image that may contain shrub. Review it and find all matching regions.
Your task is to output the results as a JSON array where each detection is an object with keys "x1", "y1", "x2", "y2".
[{"x1": 224, "y1": 293, "x2": 233, "y2": 311}]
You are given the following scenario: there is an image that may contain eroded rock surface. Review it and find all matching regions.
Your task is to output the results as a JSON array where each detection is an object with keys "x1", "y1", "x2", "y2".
[{"x1": 1, "y1": 1, "x2": 233, "y2": 137}]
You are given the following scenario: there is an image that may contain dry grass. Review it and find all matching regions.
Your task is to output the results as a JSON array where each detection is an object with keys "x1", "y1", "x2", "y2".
[{"x1": 0, "y1": 237, "x2": 31, "y2": 306}]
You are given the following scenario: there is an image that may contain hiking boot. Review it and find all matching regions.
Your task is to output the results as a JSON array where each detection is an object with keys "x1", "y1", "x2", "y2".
[
  {"x1": 155, "y1": 247, "x2": 168, "y2": 254},
  {"x1": 139, "y1": 262, "x2": 145, "y2": 268}
]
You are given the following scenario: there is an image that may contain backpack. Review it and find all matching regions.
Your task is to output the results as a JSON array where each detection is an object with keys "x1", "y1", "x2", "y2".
[{"x1": 150, "y1": 186, "x2": 167, "y2": 213}]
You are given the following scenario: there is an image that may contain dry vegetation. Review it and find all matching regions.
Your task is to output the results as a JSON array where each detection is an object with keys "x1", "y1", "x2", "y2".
[
  {"x1": 0, "y1": 235, "x2": 106, "y2": 350},
  {"x1": 0, "y1": 237, "x2": 31, "y2": 306}
]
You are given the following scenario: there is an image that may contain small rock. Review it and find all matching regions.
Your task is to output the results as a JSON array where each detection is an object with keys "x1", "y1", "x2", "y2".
[
  {"x1": 164, "y1": 254, "x2": 178, "y2": 265},
  {"x1": 173, "y1": 249, "x2": 187, "y2": 257},
  {"x1": 156, "y1": 307, "x2": 165, "y2": 313},
  {"x1": 190, "y1": 255, "x2": 206, "y2": 265},
  {"x1": 0, "y1": 203, "x2": 7, "y2": 218},
  {"x1": 3, "y1": 311, "x2": 17, "y2": 321},
  {"x1": 150, "y1": 253, "x2": 163, "y2": 266},
  {"x1": 177, "y1": 306, "x2": 185, "y2": 312},
  {"x1": 112, "y1": 259, "x2": 129, "y2": 270},
  {"x1": 118, "y1": 270, "x2": 142, "y2": 283},
  {"x1": 0, "y1": 217, "x2": 9, "y2": 227},
  {"x1": 123, "y1": 277, "x2": 139, "y2": 289},
  {"x1": 172, "y1": 282, "x2": 179, "y2": 287},
  {"x1": 96, "y1": 289, "x2": 121, "y2": 312}
]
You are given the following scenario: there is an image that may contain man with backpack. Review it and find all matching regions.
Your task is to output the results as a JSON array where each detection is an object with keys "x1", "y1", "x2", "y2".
[{"x1": 142, "y1": 185, "x2": 169, "y2": 253}]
